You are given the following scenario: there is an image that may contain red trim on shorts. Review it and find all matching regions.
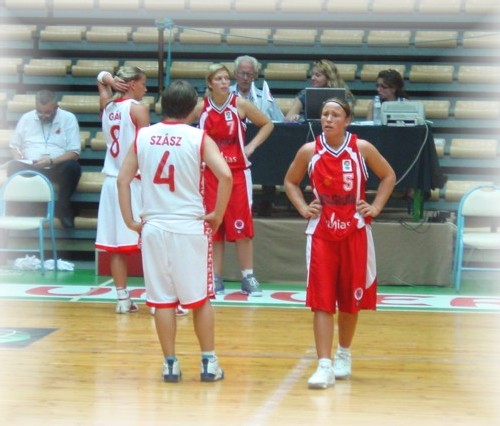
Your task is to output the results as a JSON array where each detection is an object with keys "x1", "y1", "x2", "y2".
[
  {"x1": 146, "y1": 297, "x2": 209, "y2": 310},
  {"x1": 94, "y1": 244, "x2": 140, "y2": 253}
]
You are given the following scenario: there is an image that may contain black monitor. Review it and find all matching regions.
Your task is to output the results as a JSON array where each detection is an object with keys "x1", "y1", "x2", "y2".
[{"x1": 304, "y1": 88, "x2": 347, "y2": 121}]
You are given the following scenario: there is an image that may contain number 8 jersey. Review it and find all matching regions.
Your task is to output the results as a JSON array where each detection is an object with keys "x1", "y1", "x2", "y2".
[{"x1": 101, "y1": 98, "x2": 140, "y2": 177}]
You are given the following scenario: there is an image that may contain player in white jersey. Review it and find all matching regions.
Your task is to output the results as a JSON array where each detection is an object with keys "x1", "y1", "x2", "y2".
[
  {"x1": 95, "y1": 66, "x2": 150, "y2": 314},
  {"x1": 118, "y1": 80, "x2": 232, "y2": 383},
  {"x1": 284, "y1": 98, "x2": 395, "y2": 389}
]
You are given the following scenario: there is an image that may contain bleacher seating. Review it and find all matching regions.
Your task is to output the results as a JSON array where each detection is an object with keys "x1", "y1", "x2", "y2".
[{"x1": 1, "y1": 1, "x2": 499, "y2": 259}]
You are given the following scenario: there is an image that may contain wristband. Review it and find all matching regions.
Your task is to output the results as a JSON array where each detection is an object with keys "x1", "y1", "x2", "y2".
[{"x1": 97, "y1": 70, "x2": 112, "y2": 84}]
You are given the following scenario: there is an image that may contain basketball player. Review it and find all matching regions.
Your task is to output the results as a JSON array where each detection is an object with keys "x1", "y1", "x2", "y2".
[
  {"x1": 196, "y1": 63, "x2": 274, "y2": 296},
  {"x1": 95, "y1": 66, "x2": 149, "y2": 314},
  {"x1": 117, "y1": 80, "x2": 232, "y2": 383},
  {"x1": 284, "y1": 97, "x2": 396, "y2": 389}
]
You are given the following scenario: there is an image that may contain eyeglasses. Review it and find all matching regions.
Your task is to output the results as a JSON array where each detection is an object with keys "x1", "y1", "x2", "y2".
[
  {"x1": 375, "y1": 83, "x2": 391, "y2": 89},
  {"x1": 235, "y1": 71, "x2": 255, "y2": 79}
]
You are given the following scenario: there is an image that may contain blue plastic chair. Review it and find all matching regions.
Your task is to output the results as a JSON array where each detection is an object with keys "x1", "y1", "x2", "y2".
[
  {"x1": 452, "y1": 184, "x2": 500, "y2": 291},
  {"x1": 0, "y1": 170, "x2": 58, "y2": 274}
]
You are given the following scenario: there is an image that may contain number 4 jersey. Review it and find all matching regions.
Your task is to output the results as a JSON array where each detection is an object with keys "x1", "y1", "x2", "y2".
[
  {"x1": 101, "y1": 98, "x2": 141, "y2": 177},
  {"x1": 135, "y1": 121, "x2": 209, "y2": 235}
]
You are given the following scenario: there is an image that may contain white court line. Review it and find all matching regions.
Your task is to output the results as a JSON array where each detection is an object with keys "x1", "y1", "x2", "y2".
[
  {"x1": 244, "y1": 351, "x2": 315, "y2": 426},
  {"x1": 69, "y1": 278, "x2": 114, "y2": 302}
]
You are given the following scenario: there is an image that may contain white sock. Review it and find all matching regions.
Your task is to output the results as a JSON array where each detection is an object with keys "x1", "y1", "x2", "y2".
[
  {"x1": 241, "y1": 269, "x2": 253, "y2": 278},
  {"x1": 318, "y1": 358, "x2": 332, "y2": 368},
  {"x1": 337, "y1": 345, "x2": 351, "y2": 355},
  {"x1": 116, "y1": 288, "x2": 129, "y2": 300}
]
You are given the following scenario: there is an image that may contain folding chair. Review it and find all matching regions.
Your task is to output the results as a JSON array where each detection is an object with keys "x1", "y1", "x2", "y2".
[
  {"x1": 452, "y1": 184, "x2": 500, "y2": 291},
  {"x1": 0, "y1": 170, "x2": 58, "y2": 274}
]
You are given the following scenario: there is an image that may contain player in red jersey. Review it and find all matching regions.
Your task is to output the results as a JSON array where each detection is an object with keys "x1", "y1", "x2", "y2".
[
  {"x1": 284, "y1": 97, "x2": 395, "y2": 389},
  {"x1": 196, "y1": 64, "x2": 274, "y2": 296}
]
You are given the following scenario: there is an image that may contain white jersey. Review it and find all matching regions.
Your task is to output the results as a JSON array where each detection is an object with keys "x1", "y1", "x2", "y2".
[
  {"x1": 136, "y1": 121, "x2": 208, "y2": 235},
  {"x1": 101, "y1": 98, "x2": 140, "y2": 177}
]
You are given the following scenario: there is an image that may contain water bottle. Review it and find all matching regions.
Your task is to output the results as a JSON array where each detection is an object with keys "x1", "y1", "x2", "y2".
[{"x1": 372, "y1": 95, "x2": 382, "y2": 125}]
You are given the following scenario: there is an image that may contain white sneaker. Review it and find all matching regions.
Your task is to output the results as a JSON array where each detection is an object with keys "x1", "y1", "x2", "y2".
[
  {"x1": 163, "y1": 358, "x2": 182, "y2": 383},
  {"x1": 150, "y1": 306, "x2": 189, "y2": 316},
  {"x1": 176, "y1": 306, "x2": 189, "y2": 316},
  {"x1": 333, "y1": 351, "x2": 352, "y2": 379},
  {"x1": 115, "y1": 298, "x2": 139, "y2": 314},
  {"x1": 200, "y1": 356, "x2": 224, "y2": 382},
  {"x1": 308, "y1": 363, "x2": 335, "y2": 389}
]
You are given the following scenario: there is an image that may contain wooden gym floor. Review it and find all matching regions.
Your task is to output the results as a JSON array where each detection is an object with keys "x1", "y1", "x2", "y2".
[{"x1": 0, "y1": 270, "x2": 499, "y2": 425}]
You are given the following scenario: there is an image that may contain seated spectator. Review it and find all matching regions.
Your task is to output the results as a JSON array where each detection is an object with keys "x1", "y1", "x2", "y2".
[
  {"x1": 230, "y1": 55, "x2": 284, "y2": 122},
  {"x1": 230, "y1": 55, "x2": 283, "y2": 216},
  {"x1": 366, "y1": 69, "x2": 409, "y2": 120},
  {"x1": 8, "y1": 90, "x2": 82, "y2": 228},
  {"x1": 285, "y1": 59, "x2": 354, "y2": 122}
]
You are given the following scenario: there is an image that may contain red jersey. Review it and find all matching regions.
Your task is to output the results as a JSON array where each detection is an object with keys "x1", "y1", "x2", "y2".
[
  {"x1": 306, "y1": 132, "x2": 370, "y2": 241},
  {"x1": 198, "y1": 93, "x2": 249, "y2": 170}
]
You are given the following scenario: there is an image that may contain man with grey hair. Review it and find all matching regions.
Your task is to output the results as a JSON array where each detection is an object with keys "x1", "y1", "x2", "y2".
[
  {"x1": 230, "y1": 55, "x2": 284, "y2": 122},
  {"x1": 8, "y1": 90, "x2": 82, "y2": 228}
]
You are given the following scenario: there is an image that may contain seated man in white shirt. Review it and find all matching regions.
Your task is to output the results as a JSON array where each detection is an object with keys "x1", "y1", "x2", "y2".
[
  {"x1": 8, "y1": 90, "x2": 82, "y2": 228},
  {"x1": 230, "y1": 55, "x2": 284, "y2": 122},
  {"x1": 230, "y1": 55, "x2": 283, "y2": 216}
]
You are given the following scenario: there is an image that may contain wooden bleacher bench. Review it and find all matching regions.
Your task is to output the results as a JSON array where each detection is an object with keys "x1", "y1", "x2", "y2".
[
  {"x1": 371, "y1": 0, "x2": 415, "y2": 13},
  {"x1": 0, "y1": 24, "x2": 37, "y2": 41},
  {"x1": 58, "y1": 95, "x2": 100, "y2": 114},
  {"x1": 450, "y1": 138, "x2": 498, "y2": 158},
  {"x1": 85, "y1": 26, "x2": 132, "y2": 43},
  {"x1": 414, "y1": 30, "x2": 459, "y2": 48},
  {"x1": 280, "y1": 0, "x2": 323, "y2": 13},
  {"x1": 189, "y1": 0, "x2": 231, "y2": 11},
  {"x1": 421, "y1": 100, "x2": 451, "y2": 119},
  {"x1": 7, "y1": 94, "x2": 36, "y2": 114},
  {"x1": 326, "y1": 0, "x2": 369, "y2": 13},
  {"x1": 39, "y1": 25, "x2": 87, "y2": 42},
  {"x1": 178, "y1": 27, "x2": 224, "y2": 44},
  {"x1": 367, "y1": 30, "x2": 411, "y2": 47},
  {"x1": 23, "y1": 58, "x2": 72, "y2": 77},
  {"x1": 409, "y1": 65, "x2": 455, "y2": 83},
  {"x1": 99, "y1": 0, "x2": 140, "y2": 10},
  {"x1": 72, "y1": 59, "x2": 119, "y2": 77},
  {"x1": 353, "y1": 99, "x2": 371, "y2": 118},
  {"x1": 457, "y1": 65, "x2": 500, "y2": 83},
  {"x1": 123, "y1": 60, "x2": 161, "y2": 78},
  {"x1": 263, "y1": 62, "x2": 310, "y2": 80},
  {"x1": 52, "y1": 0, "x2": 93, "y2": 9},
  {"x1": 454, "y1": 100, "x2": 500, "y2": 119},
  {"x1": 319, "y1": 30, "x2": 364, "y2": 46},
  {"x1": 0, "y1": 57, "x2": 23, "y2": 75},
  {"x1": 360, "y1": 64, "x2": 406, "y2": 81},
  {"x1": 233, "y1": 0, "x2": 277, "y2": 12},
  {"x1": 335, "y1": 64, "x2": 358, "y2": 82},
  {"x1": 226, "y1": 28, "x2": 271, "y2": 45},
  {"x1": 462, "y1": 31, "x2": 500, "y2": 48},
  {"x1": 444, "y1": 180, "x2": 495, "y2": 201},
  {"x1": 90, "y1": 132, "x2": 106, "y2": 151},
  {"x1": 418, "y1": 0, "x2": 461, "y2": 14},
  {"x1": 272, "y1": 29, "x2": 318, "y2": 46},
  {"x1": 169, "y1": 61, "x2": 213, "y2": 79},
  {"x1": 131, "y1": 26, "x2": 178, "y2": 43}
]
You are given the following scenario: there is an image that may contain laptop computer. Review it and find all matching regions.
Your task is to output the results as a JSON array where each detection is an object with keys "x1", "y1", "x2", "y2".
[{"x1": 304, "y1": 87, "x2": 347, "y2": 121}]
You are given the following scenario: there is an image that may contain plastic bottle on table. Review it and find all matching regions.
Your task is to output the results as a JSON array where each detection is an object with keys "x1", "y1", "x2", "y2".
[{"x1": 372, "y1": 95, "x2": 382, "y2": 125}]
